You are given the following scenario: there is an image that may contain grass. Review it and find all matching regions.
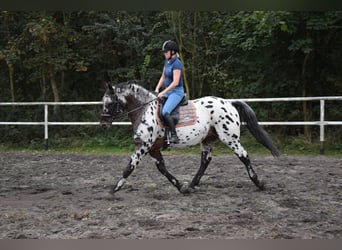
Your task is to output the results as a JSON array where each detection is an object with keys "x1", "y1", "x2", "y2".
[{"x1": 0, "y1": 132, "x2": 341, "y2": 157}]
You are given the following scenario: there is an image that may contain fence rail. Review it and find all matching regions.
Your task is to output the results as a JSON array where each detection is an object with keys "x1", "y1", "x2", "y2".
[{"x1": 1, "y1": 96, "x2": 341, "y2": 153}]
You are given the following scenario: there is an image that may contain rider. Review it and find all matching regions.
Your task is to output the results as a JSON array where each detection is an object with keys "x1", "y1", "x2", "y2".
[{"x1": 155, "y1": 40, "x2": 185, "y2": 144}]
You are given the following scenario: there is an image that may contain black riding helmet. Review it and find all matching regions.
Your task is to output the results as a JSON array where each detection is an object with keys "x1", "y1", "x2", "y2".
[{"x1": 162, "y1": 40, "x2": 179, "y2": 54}]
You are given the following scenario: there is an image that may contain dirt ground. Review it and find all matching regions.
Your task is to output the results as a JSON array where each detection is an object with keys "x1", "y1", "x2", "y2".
[{"x1": 0, "y1": 151, "x2": 341, "y2": 239}]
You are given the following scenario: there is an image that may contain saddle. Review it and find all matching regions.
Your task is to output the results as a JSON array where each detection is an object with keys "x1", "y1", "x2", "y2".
[
  {"x1": 156, "y1": 96, "x2": 197, "y2": 128},
  {"x1": 156, "y1": 96, "x2": 197, "y2": 149}
]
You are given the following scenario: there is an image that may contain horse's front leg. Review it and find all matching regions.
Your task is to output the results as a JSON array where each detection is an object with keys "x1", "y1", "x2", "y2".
[
  {"x1": 149, "y1": 147, "x2": 184, "y2": 193},
  {"x1": 111, "y1": 139, "x2": 148, "y2": 194},
  {"x1": 111, "y1": 158, "x2": 136, "y2": 193}
]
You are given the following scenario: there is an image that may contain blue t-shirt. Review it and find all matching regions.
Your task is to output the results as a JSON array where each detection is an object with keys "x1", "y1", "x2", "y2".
[{"x1": 163, "y1": 56, "x2": 184, "y2": 97}]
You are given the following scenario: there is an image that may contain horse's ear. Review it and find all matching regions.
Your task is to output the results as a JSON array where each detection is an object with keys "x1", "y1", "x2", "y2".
[{"x1": 106, "y1": 82, "x2": 114, "y2": 94}]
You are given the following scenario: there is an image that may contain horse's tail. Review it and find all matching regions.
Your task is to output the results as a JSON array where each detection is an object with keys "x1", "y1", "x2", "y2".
[{"x1": 232, "y1": 101, "x2": 280, "y2": 158}]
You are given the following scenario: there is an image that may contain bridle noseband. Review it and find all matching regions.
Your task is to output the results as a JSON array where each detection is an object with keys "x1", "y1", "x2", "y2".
[{"x1": 100, "y1": 94, "x2": 122, "y2": 121}]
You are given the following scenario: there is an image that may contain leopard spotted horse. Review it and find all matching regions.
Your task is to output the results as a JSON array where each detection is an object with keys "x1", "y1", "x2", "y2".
[{"x1": 100, "y1": 81, "x2": 280, "y2": 194}]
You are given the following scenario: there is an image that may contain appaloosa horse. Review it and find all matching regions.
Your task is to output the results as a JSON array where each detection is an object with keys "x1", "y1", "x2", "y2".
[{"x1": 100, "y1": 80, "x2": 279, "y2": 194}]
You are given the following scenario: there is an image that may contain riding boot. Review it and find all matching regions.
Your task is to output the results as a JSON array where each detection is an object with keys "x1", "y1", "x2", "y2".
[{"x1": 163, "y1": 113, "x2": 180, "y2": 144}]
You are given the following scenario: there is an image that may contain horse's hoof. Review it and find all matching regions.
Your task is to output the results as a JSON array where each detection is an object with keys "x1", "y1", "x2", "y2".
[
  {"x1": 180, "y1": 182, "x2": 195, "y2": 195},
  {"x1": 257, "y1": 179, "x2": 266, "y2": 190},
  {"x1": 109, "y1": 185, "x2": 119, "y2": 195}
]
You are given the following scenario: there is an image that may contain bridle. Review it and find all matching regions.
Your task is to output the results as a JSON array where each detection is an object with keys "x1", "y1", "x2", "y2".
[
  {"x1": 100, "y1": 94, "x2": 121, "y2": 121},
  {"x1": 100, "y1": 93, "x2": 158, "y2": 121}
]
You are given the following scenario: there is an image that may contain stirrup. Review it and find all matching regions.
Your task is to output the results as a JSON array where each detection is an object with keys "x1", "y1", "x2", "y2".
[{"x1": 170, "y1": 134, "x2": 180, "y2": 144}]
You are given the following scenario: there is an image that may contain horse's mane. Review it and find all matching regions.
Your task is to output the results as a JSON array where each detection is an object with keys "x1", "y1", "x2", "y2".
[{"x1": 114, "y1": 80, "x2": 156, "y2": 104}]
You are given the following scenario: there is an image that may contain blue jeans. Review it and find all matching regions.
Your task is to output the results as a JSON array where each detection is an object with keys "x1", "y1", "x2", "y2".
[{"x1": 162, "y1": 93, "x2": 184, "y2": 116}]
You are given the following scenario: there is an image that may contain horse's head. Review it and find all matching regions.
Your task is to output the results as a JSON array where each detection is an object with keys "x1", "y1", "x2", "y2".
[{"x1": 100, "y1": 83, "x2": 123, "y2": 129}]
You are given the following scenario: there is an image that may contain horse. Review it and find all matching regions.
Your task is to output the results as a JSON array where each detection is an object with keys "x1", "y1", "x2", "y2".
[{"x1": 100, "y1": 80, "x2": 280, "y2": 194}]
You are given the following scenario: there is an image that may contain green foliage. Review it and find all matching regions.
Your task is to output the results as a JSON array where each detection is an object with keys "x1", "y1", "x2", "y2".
[{"x1": 0, "y1": 11, "x2": 341, "y2": 154}]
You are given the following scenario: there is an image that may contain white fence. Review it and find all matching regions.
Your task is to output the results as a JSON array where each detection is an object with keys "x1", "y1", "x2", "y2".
[{"x1": 0, "y1": 96, "x2": 341, "y2": 153}]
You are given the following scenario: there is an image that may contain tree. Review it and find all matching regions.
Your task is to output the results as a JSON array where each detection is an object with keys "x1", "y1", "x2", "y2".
[
  {"x1": 0, "y1": 11, "x2": 23, "y2": 102},
  {"x1": 0, "y1": 11, "x2": 341, "y2": 145}
]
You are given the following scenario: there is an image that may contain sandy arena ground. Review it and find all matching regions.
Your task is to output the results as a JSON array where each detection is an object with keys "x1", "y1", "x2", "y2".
[{"x1": 0, "y1": 152, "x2": 341, "y2": 239}]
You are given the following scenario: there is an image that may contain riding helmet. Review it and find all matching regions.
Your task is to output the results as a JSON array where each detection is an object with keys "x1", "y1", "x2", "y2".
[{"x1": 162, "y1": 40, "x2": 179, "y2": 52}]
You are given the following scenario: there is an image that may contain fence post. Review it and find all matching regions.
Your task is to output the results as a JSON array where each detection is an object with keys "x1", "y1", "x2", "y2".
[
  {"x1": 320, "y1": 100, "x2": 325, "y2": 155},
  {"x1": 44, "y1": 104, "x2": 49, "y2": 150}
]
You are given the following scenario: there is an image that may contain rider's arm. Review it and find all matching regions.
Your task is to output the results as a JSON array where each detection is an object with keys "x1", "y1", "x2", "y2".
[{"x1": 155, "y1": 67, "x2": 166, "y2": 93}]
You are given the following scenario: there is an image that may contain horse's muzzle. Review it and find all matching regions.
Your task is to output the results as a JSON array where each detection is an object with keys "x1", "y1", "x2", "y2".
[{"x1": 100, "y1": 114, "x2": 113, "y2": 129}]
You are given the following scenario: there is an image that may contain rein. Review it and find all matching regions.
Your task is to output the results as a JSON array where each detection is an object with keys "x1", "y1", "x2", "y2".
[
  {"x1": 126, "y1": 97, "x2": 158, "y2": 115},
  {"x1": 113, "y1": 97, "x2": 158, "y2": 120}
]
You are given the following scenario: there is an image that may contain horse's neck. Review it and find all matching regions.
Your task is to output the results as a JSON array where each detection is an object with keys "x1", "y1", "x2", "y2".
[
  {"x1": 124, "y1": 93, "x2": 152, "y2": 131},
  {"x1": 125, "y1": 94, "x2": 144, "y2": 111},
  {"x1": 119, "y1": 84, "x2": 155, "y2": 129},
  {"x1": 123, "y1": 84, "x2": 152, "y2": 101},
  {"x1": 125, "y1": 91, "x2": 154, "y2": 108},
  {"x1": 133, "y1": 85, "x2": 155, "y2": 102}
]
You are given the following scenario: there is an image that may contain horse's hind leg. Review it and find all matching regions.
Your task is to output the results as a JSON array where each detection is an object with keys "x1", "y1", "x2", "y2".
[
  {"x1": 149, "y1": 149, "x2": 183, "y2": 193},
  {"x1": 237, "y1": 152, "x2": 265, "y2": 190},
  {"x1": 189, "y1": 143, "x2": 212, "y2": 188},
  {"x1": 222, "y1": 136, "x2": 265, "y2": 190}
]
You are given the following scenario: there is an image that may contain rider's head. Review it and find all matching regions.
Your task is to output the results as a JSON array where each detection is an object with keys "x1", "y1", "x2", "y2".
[{"x1": 162, "y1": 40, "x2": 179, "y2": 60}]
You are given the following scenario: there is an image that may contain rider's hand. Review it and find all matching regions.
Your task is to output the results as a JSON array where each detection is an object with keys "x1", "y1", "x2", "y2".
[{"x1": 158, "y1": 91, "x2": 166, "y2": 99}]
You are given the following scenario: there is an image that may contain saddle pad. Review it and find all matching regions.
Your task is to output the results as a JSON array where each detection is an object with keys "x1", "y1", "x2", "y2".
[{"x1": 156, "y1": 100, "x2": 197, "y2": 128}]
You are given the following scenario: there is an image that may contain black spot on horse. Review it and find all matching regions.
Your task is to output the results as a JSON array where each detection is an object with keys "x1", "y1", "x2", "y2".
[
  {"x1": 232, "y1": 134, "x2": 238, "y2": 139},
  {"x1": 147, "y1": 126, "x2": 153, "y2": 133},
  {"x1": 222, "y1": 124, "x2": 229, "y2": 131},
  {"x1": 226, "y1": 115, "x2": 234, "y2": 123},
  {"x1": 205, "y1": 105, "x2": 213, "y2": 109},
  {"x1": 221, "y1": 107, "x2": 227, "y2": 113}
]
